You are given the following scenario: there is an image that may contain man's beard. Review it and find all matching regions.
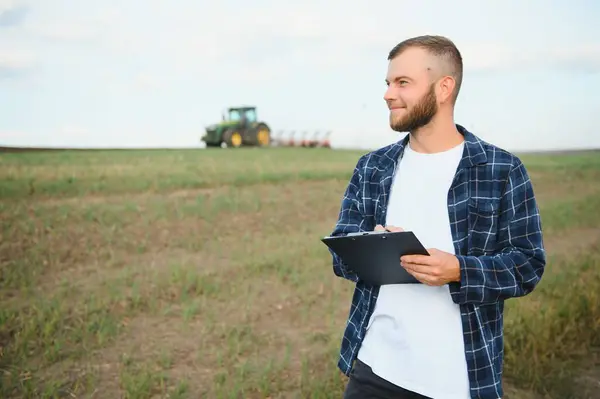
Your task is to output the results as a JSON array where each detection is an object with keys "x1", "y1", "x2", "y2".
[{"x1": 389, "y1": 84, "x2": 438, "y2": 132}]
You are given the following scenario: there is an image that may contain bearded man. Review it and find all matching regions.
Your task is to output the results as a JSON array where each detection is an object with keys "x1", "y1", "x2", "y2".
[{"x1": 328, "y1": 35, "x2": 546, "y2": 399}]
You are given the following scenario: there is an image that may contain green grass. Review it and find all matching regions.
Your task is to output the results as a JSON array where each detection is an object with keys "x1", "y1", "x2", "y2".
[
  {"x1": 0, "y1": 147, "x2": 599, "y2": 398},
  {"x1": 0, "y1": 148, "x2": 359, "y2": 199}
]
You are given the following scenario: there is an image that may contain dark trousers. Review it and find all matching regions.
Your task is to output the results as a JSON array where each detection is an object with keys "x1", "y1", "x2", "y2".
[{"x1": 343, "y1": 359, "x2": 432, "y2": 399}]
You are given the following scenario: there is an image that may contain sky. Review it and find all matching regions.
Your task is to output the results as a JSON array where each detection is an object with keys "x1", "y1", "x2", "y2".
[{"x1": 1, "y1": 0, "x2": 599, "y2": 151}]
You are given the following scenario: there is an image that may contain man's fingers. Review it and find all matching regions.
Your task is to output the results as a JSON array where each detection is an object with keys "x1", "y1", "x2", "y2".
[
  {"x1": 403, "y1": 269, "x2": 436, "y2": 286},
  {"x1": 405, "y1": 268, "x2": 445, "y2": 286},
  {"x1": 401, "y1": 254, "x2": 434, "y2": 265},
  {"x1": 402, "y1": 262, "x2": 441, "y2": 277},
  {"x1": 374, "y1": 224, "x2": 404, "y2": 232},
  {"x1": 384, "y1": 225, "x2": 404, "y2": 232}
]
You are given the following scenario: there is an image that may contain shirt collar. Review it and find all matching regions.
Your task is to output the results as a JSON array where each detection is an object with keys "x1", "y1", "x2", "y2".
[{"x1": 378, "y1": 124, "x2": 488, "y2": 170}]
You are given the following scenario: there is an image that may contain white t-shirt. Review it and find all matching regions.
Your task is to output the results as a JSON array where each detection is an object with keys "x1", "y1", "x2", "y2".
[{"x1": 356, "y1": 140, "x2": 470, "y2": 399}]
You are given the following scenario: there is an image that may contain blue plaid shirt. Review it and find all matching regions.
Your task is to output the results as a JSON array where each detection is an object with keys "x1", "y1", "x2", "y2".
[{"x1": 329, "y1": 125, "x2": 546, "y2": 399}]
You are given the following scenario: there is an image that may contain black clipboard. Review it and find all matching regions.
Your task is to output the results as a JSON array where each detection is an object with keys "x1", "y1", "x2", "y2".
[{"x1": 322, "y1": 230, "x2": 429, "y2": 285}]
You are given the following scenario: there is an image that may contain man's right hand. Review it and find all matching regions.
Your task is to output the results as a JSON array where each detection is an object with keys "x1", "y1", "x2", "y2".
[{"x1": 375, "y1": 224, "x2": 404, "y2": 232}]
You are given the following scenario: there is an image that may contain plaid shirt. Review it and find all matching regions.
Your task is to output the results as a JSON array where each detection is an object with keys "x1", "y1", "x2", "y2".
[{"x1": 329, "y1": 125, "x2": 546, "y2": 399}]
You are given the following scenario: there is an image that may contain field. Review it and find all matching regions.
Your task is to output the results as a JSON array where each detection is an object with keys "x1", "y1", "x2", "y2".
[{"x1": 1, "y1": 147, "x2": 599, "y2": 399}]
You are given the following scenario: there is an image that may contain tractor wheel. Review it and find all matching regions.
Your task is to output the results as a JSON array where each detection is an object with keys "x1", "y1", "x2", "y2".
[
  {"x1": 254, "y1": 124, "x2": 271, "y2": 147},
  {"x1": 223, "y1": 129, "x2": 243, "y2": 148}
]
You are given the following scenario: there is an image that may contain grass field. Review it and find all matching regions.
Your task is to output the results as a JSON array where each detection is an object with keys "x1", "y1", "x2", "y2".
[{"x1": 1, "y1": 147, "x2": 599, "y2": 399}]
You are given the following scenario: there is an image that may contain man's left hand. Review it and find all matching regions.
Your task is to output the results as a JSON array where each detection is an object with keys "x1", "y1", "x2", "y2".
[{"x1": 400, "y1": 248, "x2": 461, "y2": 286}]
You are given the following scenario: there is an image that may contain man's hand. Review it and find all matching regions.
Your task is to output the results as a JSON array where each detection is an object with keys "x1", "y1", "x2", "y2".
[
  {"x1": 375, "y1": 224, "x2": 404, "y2": 232},
  {"x1": 400, "y1": 248, "x2": 461, "y2": 286}
]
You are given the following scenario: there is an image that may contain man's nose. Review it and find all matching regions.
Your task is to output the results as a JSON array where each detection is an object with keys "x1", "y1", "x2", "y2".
[{"x1": 383, "y1": 86, "x2": 395, "y2": 103}]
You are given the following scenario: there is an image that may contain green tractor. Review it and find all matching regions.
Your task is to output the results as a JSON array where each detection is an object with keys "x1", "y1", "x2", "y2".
[{"x1": 201, "y1": 106, "x2": 272, "y2": 148}]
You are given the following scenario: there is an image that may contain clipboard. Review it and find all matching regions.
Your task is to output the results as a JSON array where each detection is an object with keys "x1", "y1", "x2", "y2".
[{"x1": 321, "y1": 230, "x2": 429, "y2": 285}]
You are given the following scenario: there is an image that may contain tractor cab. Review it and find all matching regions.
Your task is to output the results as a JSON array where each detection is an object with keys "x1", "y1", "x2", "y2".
[{"x1": 223, "y1": 107, "x2": 257, "y2": 125}]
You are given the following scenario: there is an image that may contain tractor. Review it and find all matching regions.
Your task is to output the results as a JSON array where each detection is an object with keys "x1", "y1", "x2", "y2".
[{"x1": 201, "y1": 106, "x2": 272, "y2": 148}]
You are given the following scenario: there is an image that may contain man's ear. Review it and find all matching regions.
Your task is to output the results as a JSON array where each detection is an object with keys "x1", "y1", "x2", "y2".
[{"x1": 438, "y1": 76, "x2": 456, "y2": 104}]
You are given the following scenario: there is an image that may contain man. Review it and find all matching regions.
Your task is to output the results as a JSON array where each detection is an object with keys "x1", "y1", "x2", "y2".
[{"x1": 328, "y1": 35, "x2": 546, "y2": 399}]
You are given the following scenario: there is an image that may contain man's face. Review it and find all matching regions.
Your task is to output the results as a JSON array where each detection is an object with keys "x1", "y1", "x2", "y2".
[{"x1": 384, "y1": 47, "x2": 438, "y2": 132}]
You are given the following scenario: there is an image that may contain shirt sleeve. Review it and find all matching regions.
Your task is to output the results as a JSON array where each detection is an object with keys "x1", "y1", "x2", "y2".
[
  {"x1": 329, "y1": 155, "x2": 369, "y2": 282},
  {"x1": 450, "y1": 156, "x2": 547, "y2": 305}
]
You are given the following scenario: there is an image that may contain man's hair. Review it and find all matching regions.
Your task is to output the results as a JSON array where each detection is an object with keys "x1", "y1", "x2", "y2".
[{"x1": 388, "y1": 35, "x2": 463, "y2": 103}]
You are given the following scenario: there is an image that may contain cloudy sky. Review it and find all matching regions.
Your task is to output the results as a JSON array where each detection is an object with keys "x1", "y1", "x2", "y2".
[{"x1": 1, "y1": 0, "x2": 599, "y2": 151}]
